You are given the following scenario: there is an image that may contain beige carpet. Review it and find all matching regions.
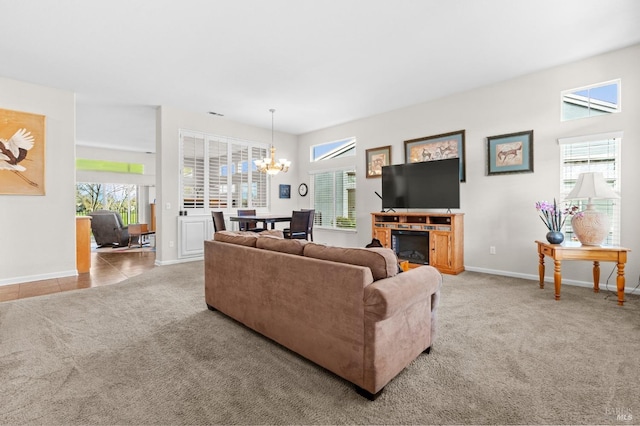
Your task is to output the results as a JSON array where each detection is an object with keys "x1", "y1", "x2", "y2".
[{"x1": 1, "y1": 263, "x2": 638, "y2": 425}]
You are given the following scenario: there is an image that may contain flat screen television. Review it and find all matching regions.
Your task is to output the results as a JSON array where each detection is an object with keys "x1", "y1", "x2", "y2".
[{"x1": 381, "y1": 158, "x2": 460, "y2": 209}]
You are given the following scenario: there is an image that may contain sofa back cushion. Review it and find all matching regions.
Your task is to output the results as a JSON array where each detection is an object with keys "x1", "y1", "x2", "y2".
[
  {"x1": 303, "y1": 244, "x2": 398, "y2": 281},
  {"x1": 259, "y1": 229, "x2": 285, "y2": 238},
  {"x1": 214, "y1": 231, "x2": 259, "y2": 247},
  {"x1": 256, "y1": 236, "x2": 308, "y2": 255}
]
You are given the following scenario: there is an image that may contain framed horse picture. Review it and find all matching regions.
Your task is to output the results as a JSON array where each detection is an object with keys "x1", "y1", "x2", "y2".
[{"x1": 487, "y1": 130, "x2": 534, "y2": 176}]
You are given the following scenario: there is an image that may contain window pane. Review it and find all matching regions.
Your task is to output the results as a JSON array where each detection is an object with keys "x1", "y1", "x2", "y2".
[
  {"x1": 251, "y1": 146, "x2": 268, "y2": 207},
  {"x1": 182, "y1": 134, "x2": 205, "y2": 210},
  {"x1": 209, "y1": 138, "x2": 228, "y2": 209},
  {"x1": 561, "y1": 80, "x2": 620, "y2": 121},
  {"x1": 311, "y1": 137, "x2": 356, "y2": 162},
  {"x1": 312, "y1": 169, "x2": 356, "y2": 230},
  {"x1": 231, "y1": 144, "x2": 249, "y2": 208},
  {"x1": 76, "y1": 183, "x2": 138, "y2": 226}
]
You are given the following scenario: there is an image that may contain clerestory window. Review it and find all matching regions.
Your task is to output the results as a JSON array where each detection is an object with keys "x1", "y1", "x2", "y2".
[{"x1": 561, "y1": 79, "x2": 621, "y2": 121}]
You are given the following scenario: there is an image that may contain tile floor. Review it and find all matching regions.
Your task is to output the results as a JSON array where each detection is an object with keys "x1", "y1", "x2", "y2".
[{"x1": 0, "y1": 250, "x2": 156, "y2": 303}]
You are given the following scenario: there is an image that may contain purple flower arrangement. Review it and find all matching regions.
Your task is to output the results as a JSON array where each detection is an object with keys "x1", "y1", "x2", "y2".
[{"x1": 535, "y1": 199, "x2": 581, "y2": 232}]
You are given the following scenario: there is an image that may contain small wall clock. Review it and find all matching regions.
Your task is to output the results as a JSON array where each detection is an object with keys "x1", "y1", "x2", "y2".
[{"x1": 298, "y1": 183, "x2": 308, "y2": 197}]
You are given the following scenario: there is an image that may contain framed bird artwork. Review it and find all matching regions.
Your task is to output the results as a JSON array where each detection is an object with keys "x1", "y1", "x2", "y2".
[{"x1": 0, "y1": 108, "x2": 46, "y2": 195}]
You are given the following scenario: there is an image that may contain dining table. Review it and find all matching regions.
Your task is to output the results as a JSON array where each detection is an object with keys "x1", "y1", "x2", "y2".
[{"x1": 229, "y1": 214, "x2": 292, "y2": 230}]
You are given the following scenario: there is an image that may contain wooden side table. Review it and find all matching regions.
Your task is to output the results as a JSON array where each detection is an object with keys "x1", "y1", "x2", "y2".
[{"x1": 535, "y1": 241, "x2": 631, "y2": 306}]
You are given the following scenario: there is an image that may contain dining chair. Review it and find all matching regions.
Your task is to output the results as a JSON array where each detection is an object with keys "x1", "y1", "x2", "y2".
[
  {"x1": 284, "y1": 210, "x2": 311, "y2": 240},
  {"x1": 211, "y1": 211, "x2": 226, "y2": 232},
  {"x1": 237, "y1": 209, "x2": 265, "y2": 232},
  {"x1": 301, "y1": 209, "x2": 315, "y2": 241}
]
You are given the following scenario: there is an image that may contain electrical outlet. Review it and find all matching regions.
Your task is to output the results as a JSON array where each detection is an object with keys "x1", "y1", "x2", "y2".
[
  {"x1": 490, "y1": 246, "x2": 496, "y2": 255},
  {"x1": 165, "y1": 202, "x2": 171, "y2": 210},
  {"x1": 169, "y1": 241, "x2": 175, "y2": 248}
]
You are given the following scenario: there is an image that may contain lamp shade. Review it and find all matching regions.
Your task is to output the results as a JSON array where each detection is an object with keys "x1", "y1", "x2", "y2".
[
  {"x1": 566, "y1": 172, "x2": 619, "y2": 246},
  {"x1": 566, "y1": 172, "x2": 620, "y2": 201}
]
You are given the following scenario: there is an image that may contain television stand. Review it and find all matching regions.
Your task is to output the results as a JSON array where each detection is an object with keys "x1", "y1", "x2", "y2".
[{"x1": 371, "y1": 212, "x2": 464, "y2": 274}]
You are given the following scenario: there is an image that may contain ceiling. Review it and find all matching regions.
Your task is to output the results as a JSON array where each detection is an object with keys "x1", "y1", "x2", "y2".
[{"x1": 2, "y1": 0, "x2": 640, "y2": 153}]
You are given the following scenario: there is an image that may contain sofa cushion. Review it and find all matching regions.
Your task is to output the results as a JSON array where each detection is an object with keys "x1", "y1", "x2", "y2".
[
  {"x1": 256, "y1": 236, "x2": 308, "y2": 255},
  {"x1": 303, "y1": 244, "x2": 398, "y2": 281},
  {"x1": 214, "y1": 231, "x2": 259, "y2": 247},
  {"x1": 259, "y1": 229, "x2": 285, "y2": 238}
]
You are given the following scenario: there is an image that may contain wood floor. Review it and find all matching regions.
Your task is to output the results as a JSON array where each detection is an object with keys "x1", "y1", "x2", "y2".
[{"x1": 0, "y1": 250, "x2": 156, "y2": 303}]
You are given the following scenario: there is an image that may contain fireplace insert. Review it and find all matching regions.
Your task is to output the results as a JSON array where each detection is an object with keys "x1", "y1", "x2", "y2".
[{"x1": 391, "y1": 230, "x2": 429, "y2": 265}]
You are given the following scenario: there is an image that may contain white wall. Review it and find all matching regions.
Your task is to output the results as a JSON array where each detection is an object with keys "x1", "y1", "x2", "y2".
[
  {"x1": 0, "y1": 77, "x2": 76, "y2": 285},
  {"x1": 75, "y1": 145, "x2": 156, "y2": 187},
  {"x1": 297, "y1": 44, "x2": 640, "y2": 286},
  {"x1": 156, "y1": 105, "x2": 297, "y2": 265}
]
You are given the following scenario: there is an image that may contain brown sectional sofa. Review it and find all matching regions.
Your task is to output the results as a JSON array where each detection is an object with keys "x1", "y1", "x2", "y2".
[{"x1": 204, "y1": 231, "x2": 442, "y2": 400}]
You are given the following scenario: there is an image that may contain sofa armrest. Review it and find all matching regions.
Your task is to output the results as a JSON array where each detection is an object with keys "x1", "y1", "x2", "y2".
[{"x1": 363, "y1": 265, "x2": 442, "y2": 322}]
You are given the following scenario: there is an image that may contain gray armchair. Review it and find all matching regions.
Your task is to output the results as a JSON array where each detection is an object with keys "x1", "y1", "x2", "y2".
[{"x1": 88, "y1": 210, "x2": 131, "y2": 247}]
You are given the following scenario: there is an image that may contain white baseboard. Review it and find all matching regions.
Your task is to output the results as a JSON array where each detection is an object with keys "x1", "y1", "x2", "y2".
[
  {"x1": 464, "y1": 266, "x2": 638, "y2": 294},
  {"x1": 155, "y1": 256, "x2": 203, "y2": 266},
  {"x1": 0, "y1": 270, "x2": 78, "y2": 287}
]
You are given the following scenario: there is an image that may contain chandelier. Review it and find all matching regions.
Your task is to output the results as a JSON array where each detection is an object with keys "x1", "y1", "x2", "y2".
[{"x1": 254, "y1": 109, "x2": 291, "y2": 175}]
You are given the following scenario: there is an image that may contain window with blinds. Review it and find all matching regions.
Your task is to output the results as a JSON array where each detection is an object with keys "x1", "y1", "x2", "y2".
[
  {"x1": 180, "y1": 130, "x2": 268, "y2": 213},
  {"x1": 559, "y1": 132, "x2": 622, "y2": 245},
  {"x1": 311, "y1": 169, "x2": 356, "y2": 230}
]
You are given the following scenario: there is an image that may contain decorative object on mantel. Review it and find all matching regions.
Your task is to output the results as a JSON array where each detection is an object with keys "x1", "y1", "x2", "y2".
[
  {"x1": 254, "y1": 109, "x2": 291, "y2": 175},
  {"x1": 536, "y1": 198, "x2": 580, "y2": 244},
  {"x1": 565, "y1": 172, "x2": 620, "y2": 246}
]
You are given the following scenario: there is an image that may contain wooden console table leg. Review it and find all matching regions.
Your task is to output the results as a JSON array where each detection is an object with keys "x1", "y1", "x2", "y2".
[
  {"x1": 538, "y1": 253, "x2": 545, "y2": 289},
  {"x1": 553, "y1": 260, "x2": 562, "y2": 300},
  {"x1": 616, "y1": 263, "x2": 625, "y2": 306},
  {"x1": 593, "y1": 261, "x2": 600, "y2": 293}
]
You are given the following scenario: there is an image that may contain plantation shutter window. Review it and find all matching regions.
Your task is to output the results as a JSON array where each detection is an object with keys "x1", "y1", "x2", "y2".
[
  {"x1": 251, "y1": 146, "x2": 268, "y2": 207},
  {"x1": 180, "y1": 130, "x2": 268, "y2": 213},
  {"x1": 181, "y1": 133, "x2": 205, "y2": 210},
  {"x1": 208, "y1": 137, "x2": 228, "y2": 209}
]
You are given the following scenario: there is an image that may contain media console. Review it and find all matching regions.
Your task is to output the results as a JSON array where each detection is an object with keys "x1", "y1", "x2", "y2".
[{"x1": 371, "y1": 212, "x2": 464, "y2": 274}]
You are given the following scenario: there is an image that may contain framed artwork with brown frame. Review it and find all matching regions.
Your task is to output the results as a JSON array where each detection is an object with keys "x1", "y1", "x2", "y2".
[
  {"x1": 365, "y1": 145, "x2": 391, "y2": 178},
  {"x1": 0, "y1": 108, "x2": 46, "y2": 195},
  {"x1": 404, "y1": 130, "x2": 466, "y2": 182},
  {"x1": 486, "y1": 130, "x2": 533, "y2": 176}
]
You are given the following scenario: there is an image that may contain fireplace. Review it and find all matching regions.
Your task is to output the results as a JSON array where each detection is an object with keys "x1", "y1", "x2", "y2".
[{"x1": 391, "y1": 230, "x2": 429, "y2": 265}]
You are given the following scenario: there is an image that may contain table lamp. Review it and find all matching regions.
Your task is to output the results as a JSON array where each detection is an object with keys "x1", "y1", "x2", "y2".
[{"x1": 566, "y1": 172, "x2": 620, "y2": 245}]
